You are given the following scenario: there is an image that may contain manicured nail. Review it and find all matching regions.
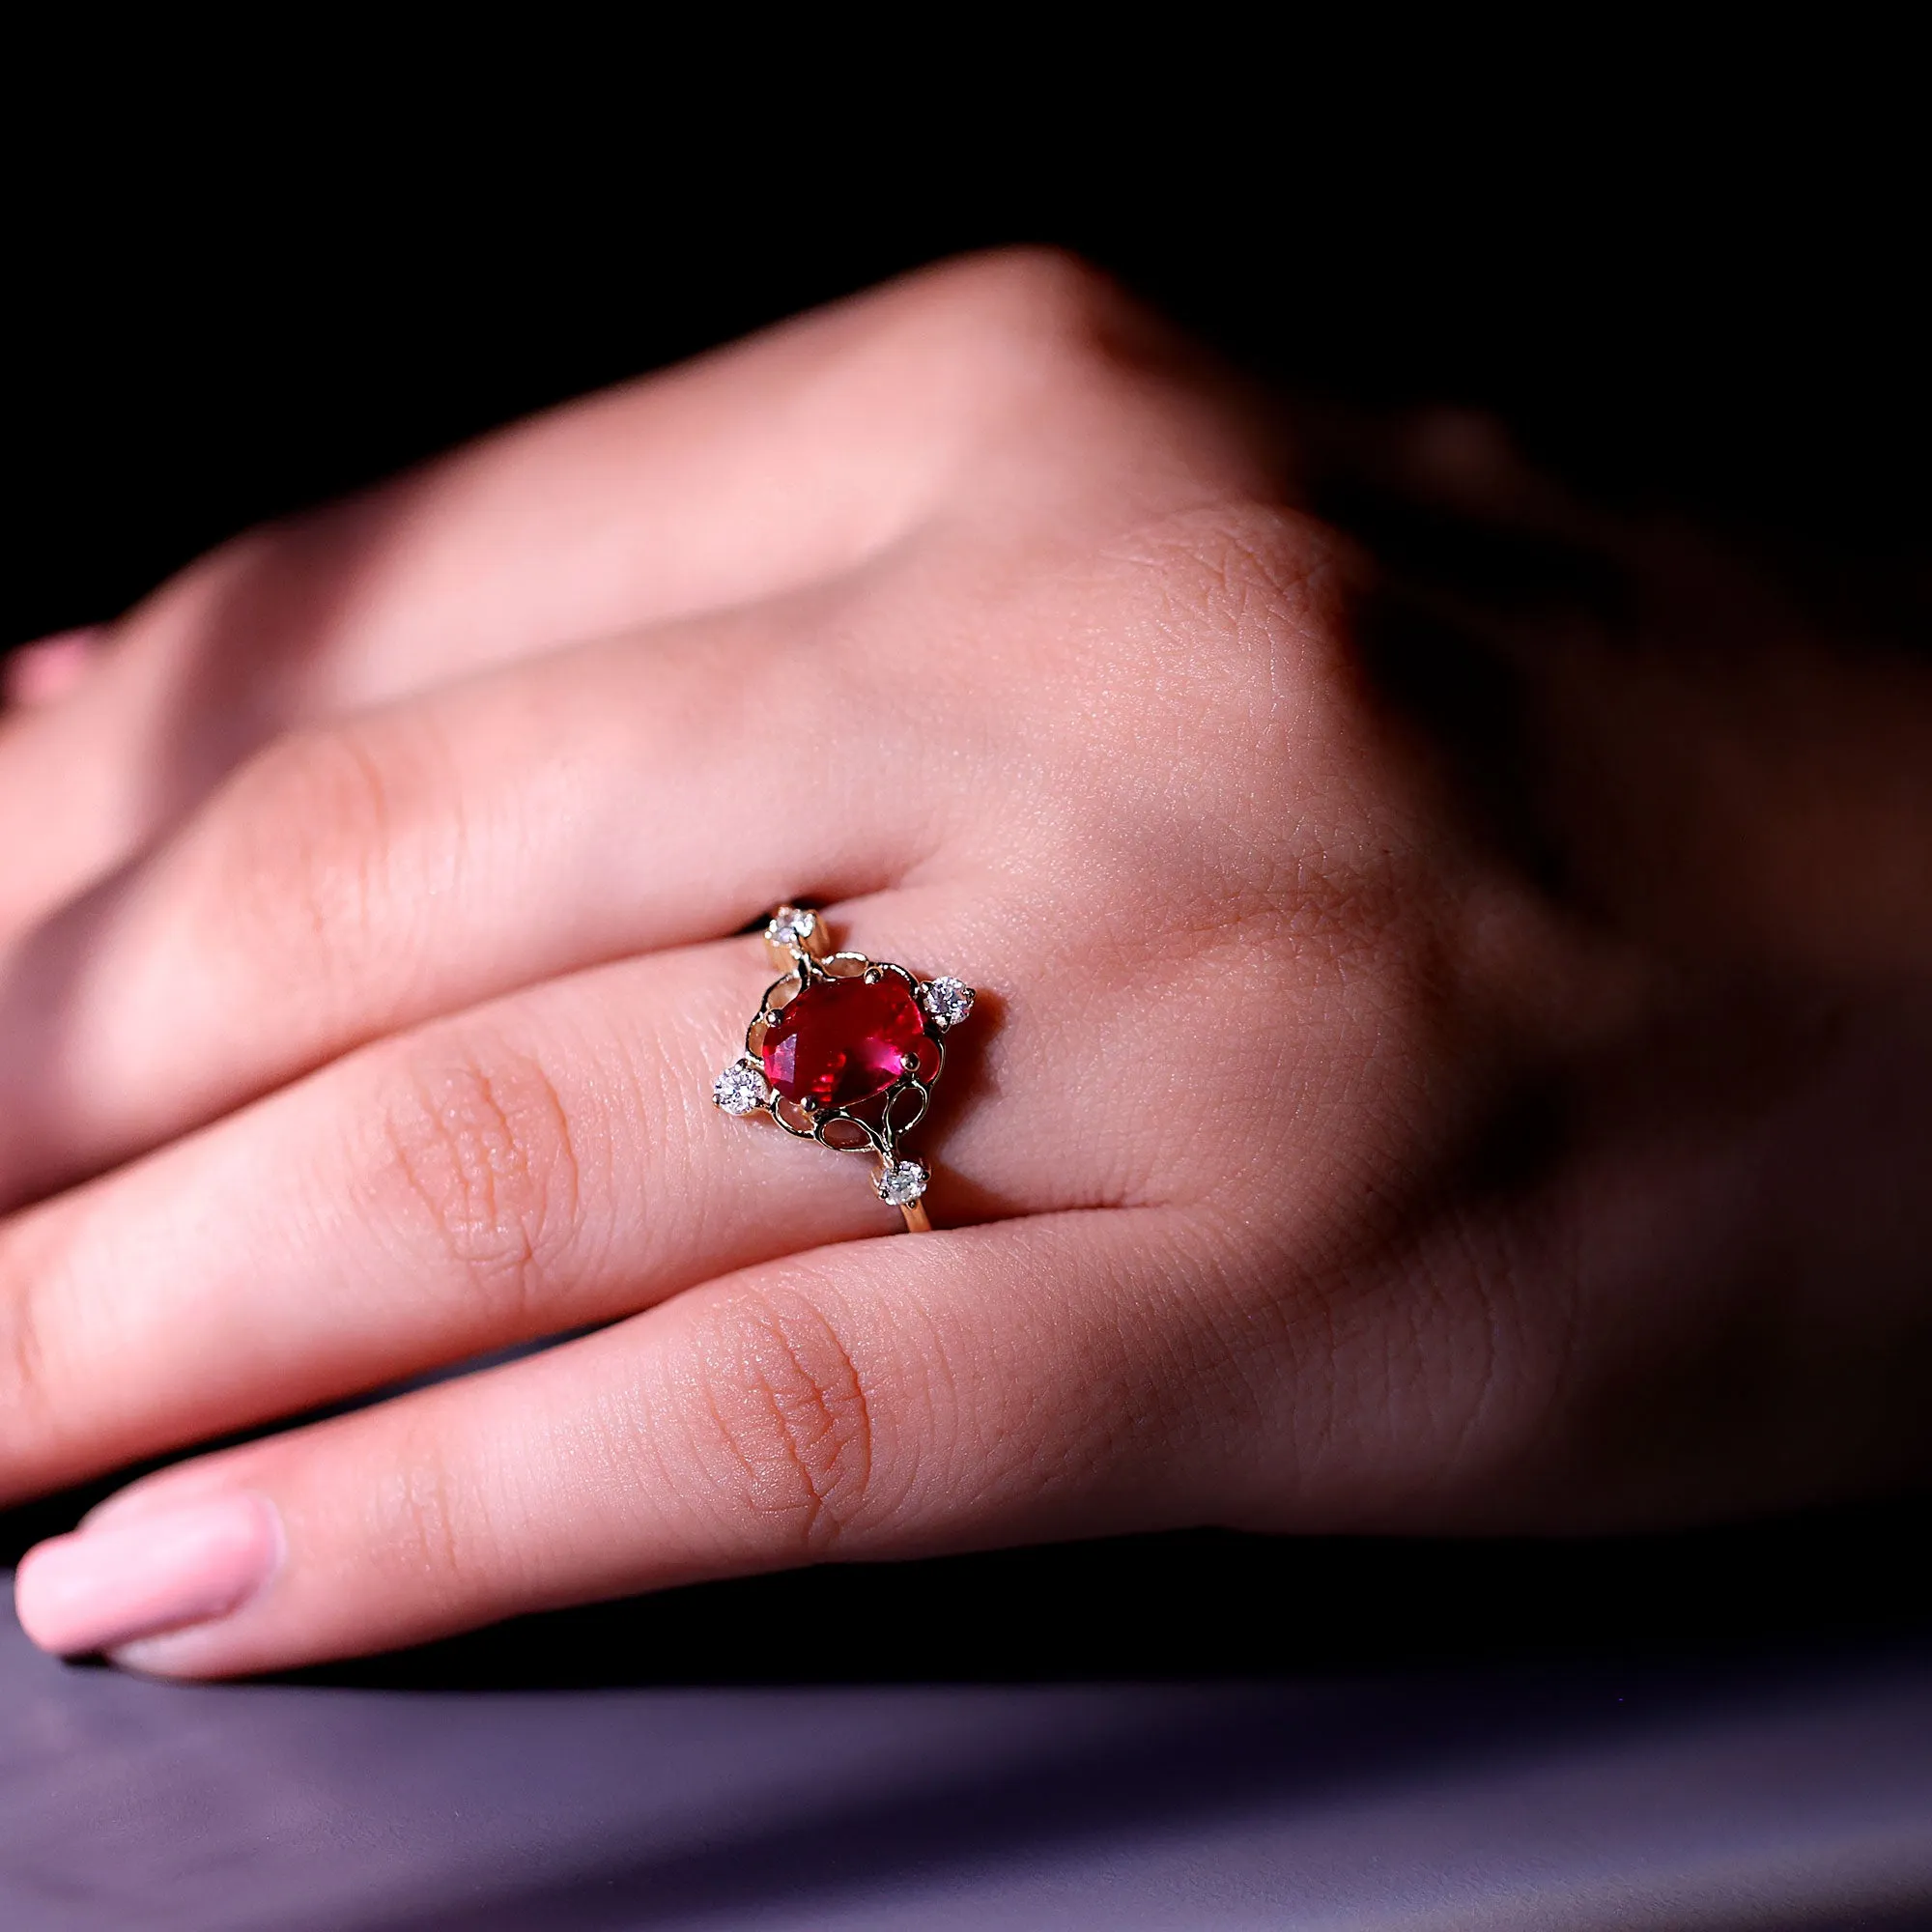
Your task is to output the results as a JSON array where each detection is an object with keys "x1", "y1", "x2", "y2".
[{"x1": 14, "y1": 1492, "x2": 282, "y2": 1658}]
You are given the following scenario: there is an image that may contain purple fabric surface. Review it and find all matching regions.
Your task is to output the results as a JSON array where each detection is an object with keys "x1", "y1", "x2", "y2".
[{"x1": 4, "y1": 1587, "x2": 1931, "y2": 1930}]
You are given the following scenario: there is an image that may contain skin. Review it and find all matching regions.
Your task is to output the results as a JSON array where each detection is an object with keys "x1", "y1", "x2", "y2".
[{"x1": 3, "y1": 251, "x2": 1929, "y2": 1677}]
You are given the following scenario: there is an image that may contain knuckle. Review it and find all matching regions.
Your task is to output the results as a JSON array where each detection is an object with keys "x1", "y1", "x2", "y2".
[
  {"x1": 1069, "y1": 504, "x2": 1357, "y2": 867},
  {"x1": 677, "y1": 1284, "x2": 878, "y2": 1557},
  {"x1": 889, "y1": 247, "x2": 1161, "y2": 414},
  {"x1": 189, "y1": 719, "x2": 444, "y2": 1018},
  {"x1": 357, "y1": 1033, "x2": 583, "y2": 1321},
  {"x1": 0, "y1": 1211, "x2": 116, "y2": 1477},
  {"x1": 368, "y1": 1422, "x2": 486, "y2": 1608},
  {"x1": 1115, "y1": 501, "x2": 1344, "y2": 671},
  {"x1": 923, "y1": 245, "x2": 1125, "y2": 344},
  {"x1": 0, "y1": 1235, "x2": 57, "y2": 1458}
]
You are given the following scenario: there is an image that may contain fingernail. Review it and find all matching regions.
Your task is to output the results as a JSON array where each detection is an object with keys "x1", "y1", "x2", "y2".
[{"x1": 14, "y1": 1492, "x2": 283, "y2": 1658}]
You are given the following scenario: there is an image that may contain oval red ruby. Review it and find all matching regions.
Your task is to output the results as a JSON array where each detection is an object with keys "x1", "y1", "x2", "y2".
[{"x1": 761, "y1": 974, "x2": 926, "y2": 1111}]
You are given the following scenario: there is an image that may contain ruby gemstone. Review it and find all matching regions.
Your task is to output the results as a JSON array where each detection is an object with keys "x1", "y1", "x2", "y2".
[{"x1": 761, "y1": 974, "x2": 926, "y2": 1111}]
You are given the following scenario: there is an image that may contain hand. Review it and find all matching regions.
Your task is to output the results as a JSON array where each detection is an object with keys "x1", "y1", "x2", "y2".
[{"x1": 6, "y1": 252, "x2": 1930, "y2": 1676}]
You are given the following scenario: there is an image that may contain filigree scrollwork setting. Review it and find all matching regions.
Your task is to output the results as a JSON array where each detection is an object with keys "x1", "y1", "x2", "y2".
[{"x1": 711, "y1": 906, "x2": 975, "y2": 1232}]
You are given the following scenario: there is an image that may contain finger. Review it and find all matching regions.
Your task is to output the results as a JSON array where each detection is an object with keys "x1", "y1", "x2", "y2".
[
  {"x1": 0, "y1": 897, "x2": 1155, "y2": 1503},
  {"x1": 0, "y1": 313, "x2": 1278, "y2": 1212},
  {"x1": 0, "y1": 249, "x2": 1221, "y2": 929},
  {"x1": 0, "y1": 605, "x2": 949, "y2": 1206},
  {"x1": 2, "y1": 629, "x2": 102, "y2": 709},
  {"x1": 14, "y1": 1208, "x2": 1245, "y2": 1676},
  {"x1": 0, "y1": 275, "x2": 936, "y2": 928}
]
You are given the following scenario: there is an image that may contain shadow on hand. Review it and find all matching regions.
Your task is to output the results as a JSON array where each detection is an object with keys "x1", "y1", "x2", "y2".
[{"x1": 224, "y1": 1495, "x2": 1932, "y2": 1692}]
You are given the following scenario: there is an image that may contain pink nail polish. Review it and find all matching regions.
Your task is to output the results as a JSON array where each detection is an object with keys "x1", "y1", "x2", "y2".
[{"x1": 13, "y1": 1492, "x2": 282, "y2": 1658}]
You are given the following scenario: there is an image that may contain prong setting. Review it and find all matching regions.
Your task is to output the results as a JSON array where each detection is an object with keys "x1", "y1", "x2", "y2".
[
  {"x1": 920, "y1": 977, "x2": 975, "y2": 1029},
  {"x1": 720, "y1": 909, "x2": 978, "y2": 1228},
  {"x1": 875, "y1": 1160, "x2": 929, "y2": 1208},
  {"x1": 765, "y1": 906, "x2": 819, "y2": 950},
  {"x1": 711, "y1": 1058, "x2": 770, "y2": 1117}
]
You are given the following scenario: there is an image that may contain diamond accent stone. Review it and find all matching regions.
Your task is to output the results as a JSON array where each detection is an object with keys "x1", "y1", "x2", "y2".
[
  {"x1": 875, "y1": 1159, "x2": 928, "y2": 1207},
  {"x1": 766, "y1": 906, "x2": 818, "y2": 949},
  {"x1": 920, "y1": 977, "x2": 975, "y2": 1028},
  {"x1": 712, "y1": 1060, "x2": 770, "y2": 1116}
]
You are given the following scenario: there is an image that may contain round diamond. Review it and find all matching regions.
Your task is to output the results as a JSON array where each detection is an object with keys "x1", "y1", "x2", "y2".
[
  {"x1": 766, "y1": 906, "x2": 818, "y2": 948},
  {"x1": 921, "y1": 977, "x2": 975, "y2": 1028},
  {"x1": 712, "y1": 1060, "x2": 770, "y2": 1116},
  {"x1": 876, "y1": 1159, "x2": 928, "y2": 1207}
]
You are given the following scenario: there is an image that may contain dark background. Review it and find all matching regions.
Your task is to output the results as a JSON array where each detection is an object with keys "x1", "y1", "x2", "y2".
[
  {"x1": 8, "y1": 55, "x2": 1926, "y2": 647},
  {"x1": 4, "y1": 48, "x2": 1928, "y2": 1681}
]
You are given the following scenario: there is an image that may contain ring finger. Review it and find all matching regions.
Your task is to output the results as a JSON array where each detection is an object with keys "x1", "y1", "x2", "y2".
[{"x1": 0, "y1": 895, "x2": 1130, "y2": 1506}]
